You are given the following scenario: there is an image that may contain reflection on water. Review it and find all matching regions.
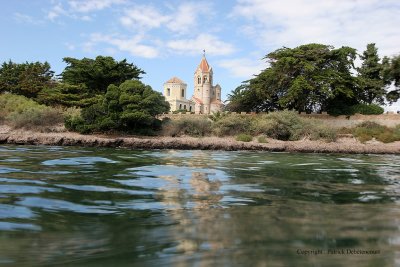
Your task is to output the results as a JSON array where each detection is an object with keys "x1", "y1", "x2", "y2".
[{"x1": 0, "y1": 146, "x2": 399, "y2": 266}]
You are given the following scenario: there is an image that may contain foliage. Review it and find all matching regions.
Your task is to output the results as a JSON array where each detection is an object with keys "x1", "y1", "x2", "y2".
[
  {"x1": 351, "y1": 104, "x2": 384, "y2": 115},
  {"x1": 172, "y1": 109, "x2": 188, "y2": 114},
  {"x1": 0, "y1": 93, "x2": 63, "y2": 129},
  {"x1": 236, "y1": 133, "x2": 253, "y2": 142},
  {"x1": 328, "y1": 103, "x2": 384, "y2": 116},
  {"x1": 384, "y1": 55, "x2": 400, "y2": 103},
  {"x1": 0, "y1": 60, "x2": 54, "y2": 98},
  {"x1": 60, "y1": 56, "x2": 145, "y2": 94},
  {"x1": 252, "y1": 110, "x2": 337, "y2": 141},
  {"x1": 356, "y1": 43, "x2": 386, "y2": 105},
  {"x1": 162, "y1": 117, "x2": 211, "y2": 137},
  {"x1": 227, "y1": 44, "x2": 358, "y2": 113},
  {"x1": 66, "y1": 80, "x2": 170, "y2": 133},
  {"x1": 257, "y1": 135, "x2": 268, "y2": 143},
  {"x1": 37, "y1": 83, "x2": 99, "y2": 107},
  {"x1": 211, "y1": 114, "x2": 253, "y2": 136},
  {"x1": 352, "y1": 121, "x2": 400, "y2": 143},
  {"x1": 208, "y1": 111, "x2": 228, "y2": 122}
]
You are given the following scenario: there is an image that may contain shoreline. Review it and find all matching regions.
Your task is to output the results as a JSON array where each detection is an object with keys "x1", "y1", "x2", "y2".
[{"x1": 0, "y1": 126, "x2": 399, "y2": 154}]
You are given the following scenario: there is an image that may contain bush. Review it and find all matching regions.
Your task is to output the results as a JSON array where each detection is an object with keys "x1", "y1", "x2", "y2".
[
  {"x1": 257, "y1": 135, "x2": 268, "y2": 143},
  {"x1": 251, "y1": 110, "x2": 337, "y2": 141},
  {"x1": 236, "y1": 133, "x2": 253, "y2": 142},
  {"x1": 328, "y1": 103, "x2": 384, "y2": 116},
  {"x1": 0, "y1": 93, "x2": 64, "y2": 130},
  {"x1": 352, "y1": 121, "x2": 400, "y2": 143},
  {"x1": 173, "y1": 109, "x2": 188, "y2": 114},
  {"x1": 212, "y1": 114, "x2": 253, "y2": 136},
  {"x1": 352, "y1": 104, "x2": 384, "y2": 115},
  {"x1": 162, "y1": 117, "x2": 211, "y2": 137}
]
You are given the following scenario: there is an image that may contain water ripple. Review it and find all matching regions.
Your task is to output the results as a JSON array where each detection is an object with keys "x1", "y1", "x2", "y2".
[{"x1": 17, "y1": 197, "x2": 117, "y2": 214}]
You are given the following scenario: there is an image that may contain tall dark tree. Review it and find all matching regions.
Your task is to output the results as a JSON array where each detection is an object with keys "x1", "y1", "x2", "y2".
[
  {"x1": 384, "y1": 55, "x2": 400, "y2": 103},
  {"x1": 60, "y1": 56, "x2": 145, "y2": 93},
  {"x1": 356, "y1": 43, "x2": 386, "y2": 104},
  {"x1": 0, "y1": 61, "x2": 54, "y2": 98},
  {"x1": 227, "y1": 44, "x2": 358, "y2": 113}
]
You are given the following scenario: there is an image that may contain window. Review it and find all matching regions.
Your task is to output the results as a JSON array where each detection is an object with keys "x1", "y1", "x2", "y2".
[
  {"x1": 167, "y1": 88, "x2": 170, "y2": 96},
  {"x1": 189, "y1": 106, "x2": 192, "y2": 111},
  {"x1": 181, "y1": 89, "x2": 184, "y2": 98},
  {"x1": 203, "y1": 76, "x2": 207, "y2": 83},
  {"x1": 184, "y1": 105, "x2": 186, "y2": 110},
  {"x1": 197, "y1": 76, "x2": 201, "y2": 84},
  {"x1": 179, "y1": 104, "x2": 182, "y2": 109},
  {"x1": 217, "y1": 93, "x2": 220, "y2": 97}
]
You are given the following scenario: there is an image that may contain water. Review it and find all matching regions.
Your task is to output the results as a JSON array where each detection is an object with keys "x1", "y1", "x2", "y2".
[{"x1": 0, "y1": 145, "x2": 399, "y2": 266}]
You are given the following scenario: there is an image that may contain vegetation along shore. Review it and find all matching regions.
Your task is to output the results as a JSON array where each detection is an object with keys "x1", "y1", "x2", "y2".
[{"x1": 0, "y1": 43, "x2": 399, "y2": 153}]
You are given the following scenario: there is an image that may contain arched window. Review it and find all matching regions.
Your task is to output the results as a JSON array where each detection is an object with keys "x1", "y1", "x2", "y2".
[
  {"x1": 203, "y1": 75, "x2": 207, "y2": 83},
  {"x1": 184, "y1": 105, "x2": 186, "y2": 110},
  {"x1": 167, "y1": 88, "x2": 170, "y2": 96},
  {"x1": 189, "y1": 106, "x2": 192, "y2": 111},
  {"x1": 181, "y1": 89, "x2": 184, "y2": 98},
  {"x1": 197, "y1": 76, "x2": 201, "y2": 84},
  {"x1": 179, "y1": 104, "x2": 182, "y2": 109}
]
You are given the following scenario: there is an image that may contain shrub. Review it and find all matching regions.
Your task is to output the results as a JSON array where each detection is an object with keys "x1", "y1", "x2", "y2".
[
  {"x1": 162, "y1": 117, "x2": 211, "y2": 137},
  {"x1": 0, "y1": 93, "x2": 64, "y2": 130},
  {"x1": 257, "y1": 135, "x2": 268, "y2": 143},
  {"x1": 328, "y1": 103, "x2": 384, "y2": 116},
  {"x1": 212, "y1": 114, "x2": 253, "y2": 136},
  {"x1": 236, "y1": 133, "x2": 252, "y2": 142},
  {"x1": 352, "y1": 104, "x2": 384, "y2": 115},
  {"x1": 7, "y1": 108, "x2": 63, "y2": 129},
  {"x1": 352, "y1": 121, "x2": 400, "y2": 143},
  {"x1": 173, "y1": 109, "x2": 187, "y2": 114},
  {"x1": 251, "y1": 110, "x2": 337, "y2": 141}
]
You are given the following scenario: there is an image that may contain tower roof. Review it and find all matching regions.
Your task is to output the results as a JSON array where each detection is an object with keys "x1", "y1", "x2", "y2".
[
  {"x1": 197, "y1": 55, "x2": 211, "y2": 72},
  {"x1": 165, "y1": 76, "x2": 185, "y2": 84}
]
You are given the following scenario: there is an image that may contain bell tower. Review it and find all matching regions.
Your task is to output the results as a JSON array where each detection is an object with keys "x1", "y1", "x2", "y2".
[{"x1": 194, "y1": 50, "x2": 213, "y2": 113}]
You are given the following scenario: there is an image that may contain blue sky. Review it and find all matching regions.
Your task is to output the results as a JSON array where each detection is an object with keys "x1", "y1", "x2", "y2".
[{"x1": 1, "y1": 0, "x2": 400, "y2": 110}]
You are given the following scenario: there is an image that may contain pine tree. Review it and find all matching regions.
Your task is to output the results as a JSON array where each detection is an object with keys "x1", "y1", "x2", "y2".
[{"x1": 357, "y1": 43, "x2": 386, "y2": 104}]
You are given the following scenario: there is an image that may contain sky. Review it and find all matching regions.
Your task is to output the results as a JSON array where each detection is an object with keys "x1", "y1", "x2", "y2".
[{"x1": 1, "y1": 0, "x2": 400, "y2": 111}]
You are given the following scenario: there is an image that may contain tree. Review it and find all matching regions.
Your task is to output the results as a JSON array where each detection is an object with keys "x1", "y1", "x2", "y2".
[
  {"x1": 356, "y1": 43, "x2": 386, "y2": 104},
  {"x1": 0, "y1": 61, "x2": 54, "y2": 98},
  {"x1": 37, "y1": 83, "x2": 99, "y2": 107},
  {"x1": 227, "y1": 44, "x2": 358, "y2": 113},
  {"x1": 66, "y1": 80, "x2": 170, "y2": 133},
  {"x1": 385, "y1": 55, "x2": 400, "y2": 103},
  {"x1": 60, "y1": 56, "x2": 145, "y2": 93}
]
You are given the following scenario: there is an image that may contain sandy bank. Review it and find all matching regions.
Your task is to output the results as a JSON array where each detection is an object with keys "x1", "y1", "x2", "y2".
[{"x1": 0, "y1": 126, "x2": 399, "y2": 154}]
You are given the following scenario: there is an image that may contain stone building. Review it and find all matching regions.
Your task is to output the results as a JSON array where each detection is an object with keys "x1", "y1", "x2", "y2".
[
  {"x1": 163, "y1": 53, "x2": 223, "y2": 114},
  {"x1": 163, "y1": 77, "x2": 194, "y2": 112}
]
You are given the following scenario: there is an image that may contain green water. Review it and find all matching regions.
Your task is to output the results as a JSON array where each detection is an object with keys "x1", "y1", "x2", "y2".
[{"x1": 0, "y1": 145, "x2": 399, "y2": 266}]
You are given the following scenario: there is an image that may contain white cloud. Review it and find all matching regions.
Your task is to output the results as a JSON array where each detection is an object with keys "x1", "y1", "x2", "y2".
[
  {"x1": 167, "y1": 34, "x2": 235, "y2": 56},
  {"x1": 218, "y1": 58, "x2": 264, "y2": 78},
  {"x1": 232, "y1": 0, "x2": 400, "y2": 57},
  {"x1": 166, "y1": 2, "x2": 211, "y2": 34},
  {"x1": 87, "y1": 33, "x2": 160, "y2": 58},
  {"x1": 14, "y1": 13, "x2": 43, "y2": 25},
  {"x1": 120, "y1": 2, "x2": 212, "y2": 35},
  {"x1": 68, "y1": 0, "x2": 126, "y2": 13},
  {"x1": 46, "y1": 0, "x2": 125, "y2": 21},
  {"x1": 119, "y1": 5, "x2": 169, "y2": 29},
  {"x1": 47, "y1": 3, "x2": 66, "y2": 21}
]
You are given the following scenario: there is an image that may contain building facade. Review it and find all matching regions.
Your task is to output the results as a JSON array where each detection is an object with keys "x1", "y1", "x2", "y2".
[
  {"x1": 163, "y1": 77, "x2": 194, "y2": 112},
  {"x1": 163, "y1": 54, "x2": 223, "y2": 114}
]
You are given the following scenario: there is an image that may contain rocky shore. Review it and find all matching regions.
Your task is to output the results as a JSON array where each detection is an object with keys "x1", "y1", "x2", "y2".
[{"x1": 0, "y1": 126, "x2": 399, "y2": 154}]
